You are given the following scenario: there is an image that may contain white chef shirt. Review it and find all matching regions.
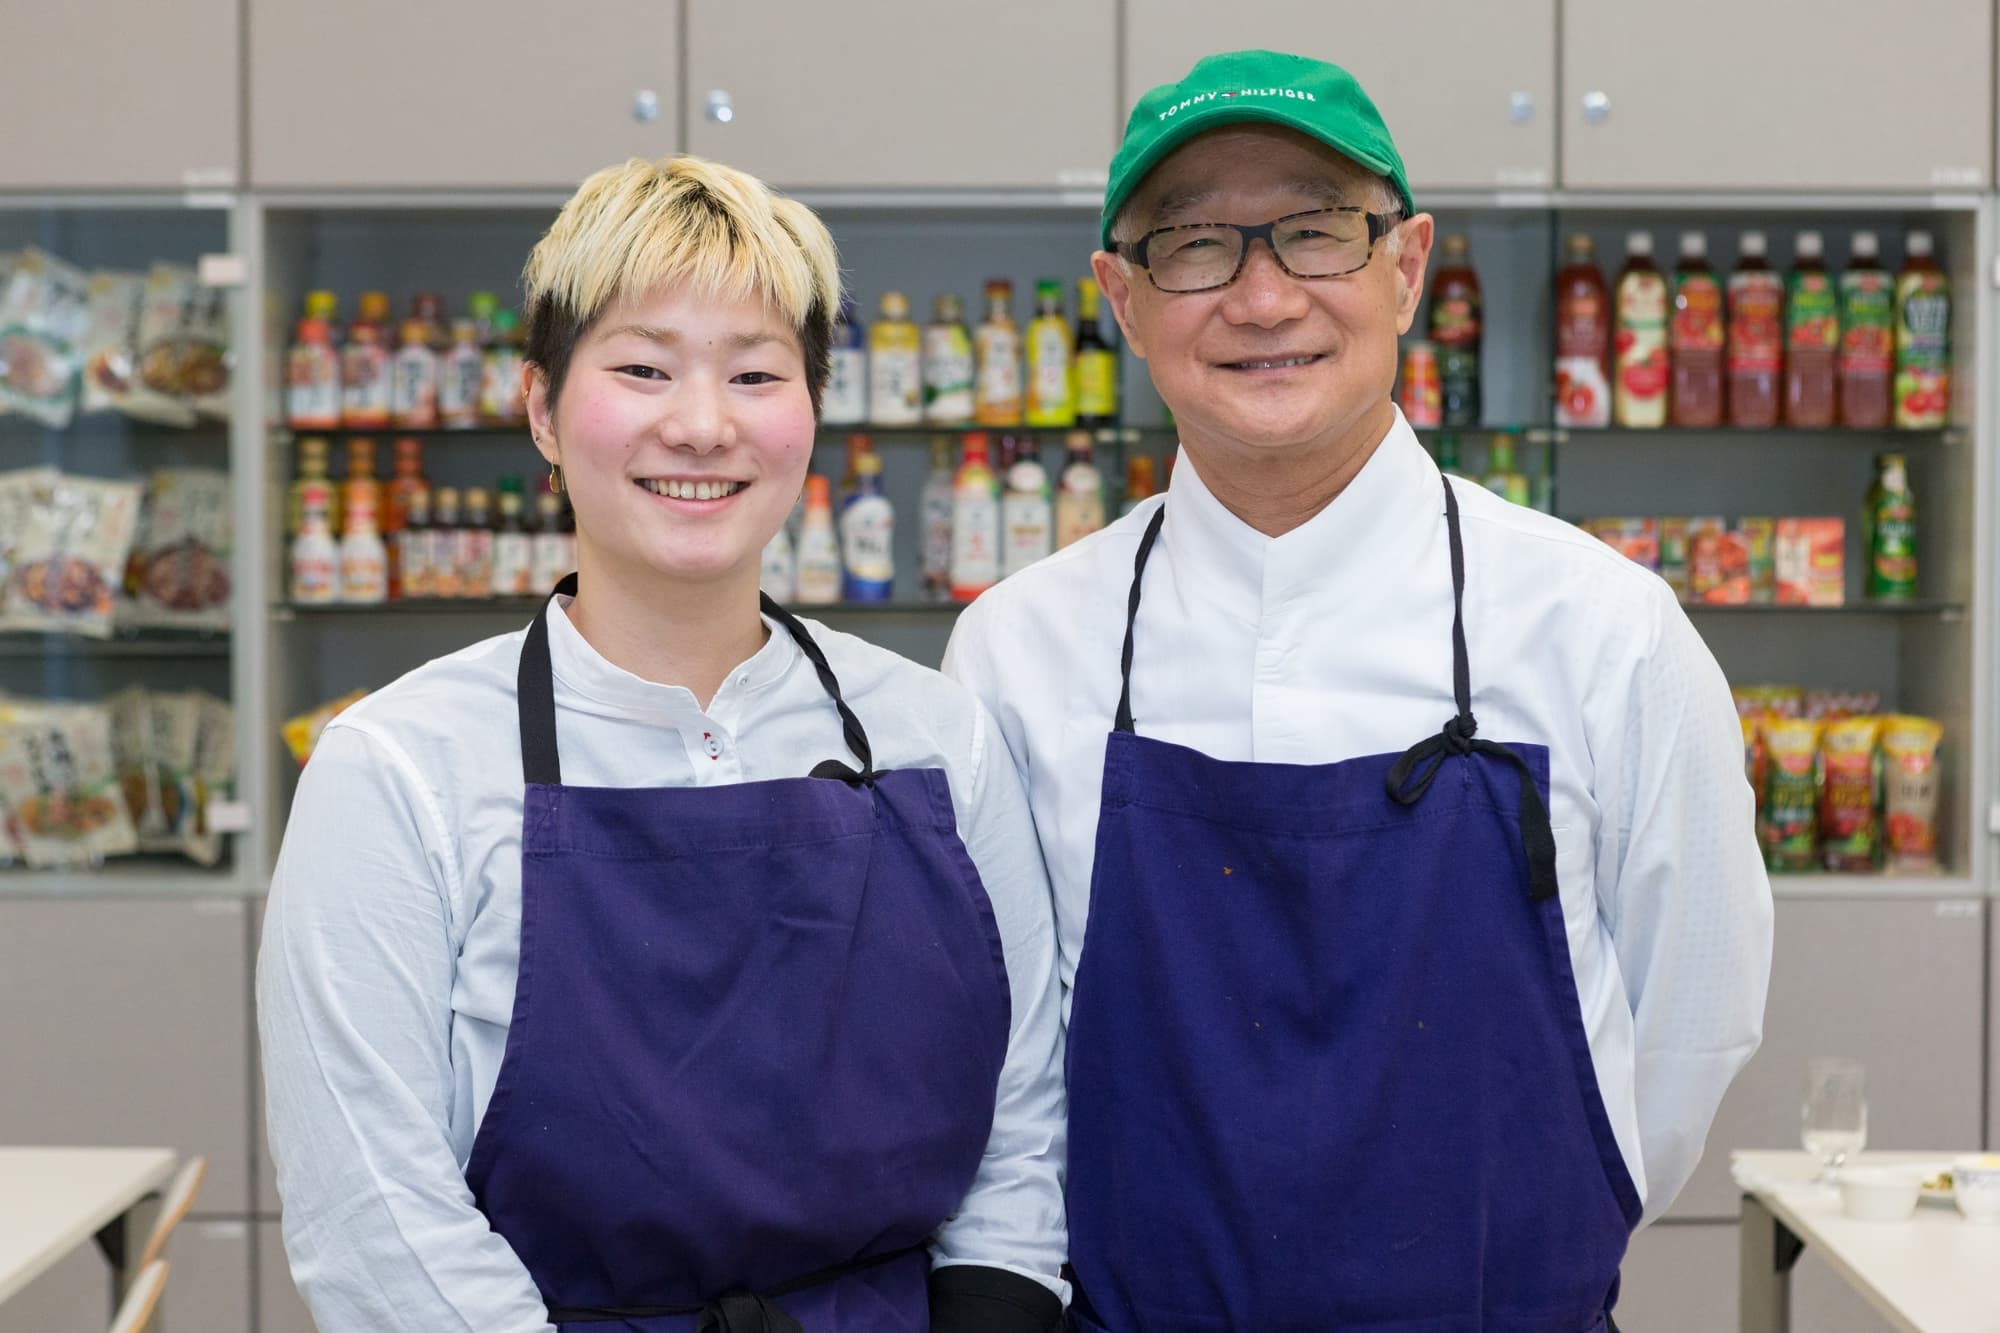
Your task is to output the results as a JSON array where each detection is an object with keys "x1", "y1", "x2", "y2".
[
  {"x1": 942, "y1": 409, "x2": 1773, "y2": 1225},
  {"x1": 259, "y1": 597, "x2": 1069, "y2": 1333}
]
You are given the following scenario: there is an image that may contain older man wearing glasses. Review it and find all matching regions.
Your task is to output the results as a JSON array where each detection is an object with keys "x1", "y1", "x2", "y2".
[{"x1": 943, "y1": 48, "x2": 1771, "y2": 1331}]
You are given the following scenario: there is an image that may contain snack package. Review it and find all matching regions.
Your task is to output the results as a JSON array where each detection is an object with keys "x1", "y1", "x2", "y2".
[
  {"x1": 79, "y1": 270, "x2": 146, "y2": 417},
  {"x1": 178, "y1": 282, "x2": 232, "y2": 421},
  {"x1": 1658, "y1": 518, "x2": 1690, "y2": 599},
  {"x1": 1776, "y1": 518, "x2": 1845, "y2": 606},
  {"x1": 282, "y1": 689, "x2": 369, "y2": 767},
  {"x1": 0, "y1": 700, "x2": 139, "y2": 868},
  {"x1": 1880, "y1": 714, "x2": 1943, "y2": 874},
  {"x1": 138, "y1": 692, "x2": 204, "y2": 858},
  {"x1": 1759, "y1": 717, "x2": 1825, "y2": 872},
  {"x1": 0, "y1": 473, "x2": 143, "y2": 637},
  {"x1": 0, "y1": 467, "x2": 56, "y2": 598},
  {"x1": 0, "y1": 248, "x2": 92, "y2": 427},
  {"x1": 184, "y1": 692, "x2": 236, "y2": 867},
  {"x1": 120, "y1": 468, "x2": 232, "y2": 631},
  {"x1": 1693, "y1": 524, "x2": 1750, "y2": 604},
  {"x1": 122, "y1": 264, "x2": 202, "y2": 427},
  {"x1": 1818, "y1": 715, "x2": 1883, "y2": 872},
  {"x1": 108, "y1": 687, "x2": 163, "y2": 843},
  {"x1": 1738, "y1": 517, "x2": 1776, "y2": 603},
  {"x1": 1588, "y1": 517, "x2": 1660, "y2": 572}
]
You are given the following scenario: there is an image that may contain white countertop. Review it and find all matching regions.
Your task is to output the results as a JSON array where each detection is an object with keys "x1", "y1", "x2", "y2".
[
  {"x1": 1733, "y1": 1150, "x2": 2000, "y2": 1333},
  {"x1": 0, "y1": 1146, "x2": 177, "y2": 1306}
]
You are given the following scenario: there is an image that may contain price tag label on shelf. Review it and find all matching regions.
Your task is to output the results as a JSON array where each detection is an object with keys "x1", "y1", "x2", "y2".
[
  {"x1": 198, "y1": 253, "x2": 248, "y2": 288},
  {"x1": 206, "y1": 799, "x2": 254, "y2": 834}
]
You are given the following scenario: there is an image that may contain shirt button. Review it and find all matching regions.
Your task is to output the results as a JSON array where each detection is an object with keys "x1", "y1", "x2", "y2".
[{"x1": 703, "y1": 733, "x2": 723, "y2": 759}]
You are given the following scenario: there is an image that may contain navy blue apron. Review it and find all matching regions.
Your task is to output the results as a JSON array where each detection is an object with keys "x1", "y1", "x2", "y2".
[
  {"x1": 466, "y1": 576, "x2": 1013, "y2": 1332},
  {"x1": 1064, "y1": 479, "x2": 1641, "y2": 1331}
]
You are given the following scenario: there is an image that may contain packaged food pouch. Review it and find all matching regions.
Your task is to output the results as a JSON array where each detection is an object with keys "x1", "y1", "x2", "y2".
[
  {"x1": 108, "y1": 686, "x2": 165, "y2": 842},
  {"x1": 120, "y1": 468, "x2": 232, "y2": 631},
  {"x1": 184, "y1": 692, "x2": 235, "y2": 867},
  {"x1": 139, "y1": 691, "x2": 203, "y2": 857},
  {"x1": 179, "y1": 282, "x2": 232, "y2": 421},
  {"x1": 1818, "y1": 715, "x2": 1883, "y2": 872},
  {"x1": 0, "y1": 248, "x2": 92, "y2": 427},
  {"x1": 1740, "y1": 713, "x2": 1766, "y2": 843},
  {"x1": 1759, "y1": 717, "x2": 1825, "y2": 872},
  {"x1": 1880, "y1": 714, "x2": 1943, "y2": 874},
  {"x1": 79, "y1": 270, "x2": 146, "y2": 416},
  {"x1": 0, "y1": 473, "x2": 144, "y2": 638},
  {"x1": 122, "y1": 265, "x2": 202, "y2": 427},
  {"x1": 282, "y1": 689, "x2": 369, "y2": 767},
  {"x1": 0, "y1": 467, "x2": 56, "y2": 598},
  {"x1": 0, "y1": 699, "x2": 139, "y2": 868}
]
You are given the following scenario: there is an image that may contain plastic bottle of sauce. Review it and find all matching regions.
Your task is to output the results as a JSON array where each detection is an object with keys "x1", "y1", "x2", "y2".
[
  {"x1": 339, "y1": 291, "x2": 393, "y2": 430},
  {"x1": 391, "y1": 319, "x2": 440, "y2": 429},
  {"x1": 949, "y1": 432, "x2": 1001, "y2": 600},
  {"x1": 479, "y1": 309, "x2": 527, "y2": 427},
  {"x1": 1668, "y1": 232, "x2": 1725, "y2": 428},
  {"x1": 793, "y1": 475, "x2": 842, "y2": 605},
  {"x1": 529, "y1": 484, "x2": 573, "y2": 593},
  {"x1": 1613, "y1": 232, "x2": 1669, "y2": 429},
  {"x1": 286, "y1": 316, "x2": 340, "y2": 431},
  {"x1": 1894, "y1": 231, "x2": 1950, "y2": 429},
  {"x1": 822, "y1": 298, "x2": 868, "y2": 426},
  {"x1": 338, "y1": 486, "x2": 389, "y2": 605},
  {"x1": 1837, "y1": 232, "x2": 1894, "y2": 428},
  {"x1": 1428, "y1": 234, "x2": 1482, "y2": 428},
  {"x1": 1074, "y1": 278, "x2": 1120, "y2": 428},
  {"x1": 430, "y1": 487, "x2": 464, "y2": 598},
  {"x1": 1055, "y1": 431, "x2": 1106, "y2": 549},
  {"x1": 439, "y1": 319, "x2": 485, "y2": 430},
  {"x1": 1554, "y1": 234, "x2": 1611, "y2": 428},
  {"x1": 460, "y1": 487, "x2": 495, "y2": 598},
  {"x1": 839, "y1": 452, "x2": 895, "y2": 601},
  {"x1": 919, "y1": 436, "x2": 956, "y2": 601},
  {"x1": 1120, "y1": 454, "x2": 1157, "y2": 517},
  {"x1": 1783, "y1": 231, "x2": 1839, "y2": 429},
  {"x1": 491, "y1": 477, "x2": 534, "y2": 597},
  {"x1": 1025, "y1": 279, "x2": 1076, "y2": 428},
  {"x1": 1001, "y1": 436, "x2": 1054, "y2": 577},
  {"x1": 868, "y1": 292, "x2": 922, "y2": 426},
  {"x1": 1727, "y1": 231, "x2": 1784, "y2": 428},
  {"x1": 289, "y1": 482, "x2": 339, "y2": 605},
  {"x1": 1864, "y1": 451, "x2": 1918, "y2": 599},
  {"x1": 974, "y1": 280, "x2": 1024, "y2": 426},
  {"x1": 922, "y1": 293, "x2": 975, "y2": 426}
]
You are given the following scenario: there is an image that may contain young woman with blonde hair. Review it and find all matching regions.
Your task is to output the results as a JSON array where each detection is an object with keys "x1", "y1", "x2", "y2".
[{"x1": 260, "y1": 155, "x2": 1067, "y2": 1333}]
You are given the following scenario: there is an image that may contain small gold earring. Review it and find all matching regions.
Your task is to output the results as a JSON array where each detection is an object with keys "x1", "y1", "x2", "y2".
[{"x1": 549, "y1": 462, "x2": 564, "y2": 494}]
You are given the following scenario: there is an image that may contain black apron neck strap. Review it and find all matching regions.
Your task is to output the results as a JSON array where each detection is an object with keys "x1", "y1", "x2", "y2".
[
  {"x1": 1383, "y1": 475, "x2": 1559, "y2": 902},
  {"x1": 514, "y1": 575, "x2": 877, "y2": 788},
  {"x1": 1114, "y1": 505, "x2": 1168, "y2": 735}
]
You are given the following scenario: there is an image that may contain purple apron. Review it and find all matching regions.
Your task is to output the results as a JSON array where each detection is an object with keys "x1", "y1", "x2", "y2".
[
  {"x1": 466, "y1": 576, "x2": 1013, "y2": 1332},
  {"x1": 1064, "y1": 479, "x2": 1641, "y2": 1331}
]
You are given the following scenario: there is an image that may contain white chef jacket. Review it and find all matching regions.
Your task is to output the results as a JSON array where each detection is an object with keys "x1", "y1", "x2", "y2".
[
  {"x1": 259, "y1": 597, "x2": 1069, "y2": 1333},
  {"x1": 942, "y1": 409, "x2": 1772, "y2": 1224}
]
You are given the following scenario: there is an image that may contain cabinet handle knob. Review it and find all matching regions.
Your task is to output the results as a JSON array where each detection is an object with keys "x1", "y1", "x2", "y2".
[
  {"x1": 706, "y1": 89, "x2": 735, "y2": 125},
  {"x1": 1508, "y1": 91, "x2": 1535, "y2": 124},
  {"x1": 1581, "y1": 90, "x2": 1610, "y2": 126},
  {"x1": 632, "y1": 90, "x2": 660, "y2": 124}
]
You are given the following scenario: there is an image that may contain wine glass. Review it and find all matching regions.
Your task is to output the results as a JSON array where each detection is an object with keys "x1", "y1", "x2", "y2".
[{"x1": 1801, "y1": 1058, "x2": 1868, "y2": 1186}]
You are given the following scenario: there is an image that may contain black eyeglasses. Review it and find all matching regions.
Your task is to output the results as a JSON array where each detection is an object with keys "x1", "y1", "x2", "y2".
[{"x1": 1123, "y1": 206, "x2": 1405, "y2": 293}]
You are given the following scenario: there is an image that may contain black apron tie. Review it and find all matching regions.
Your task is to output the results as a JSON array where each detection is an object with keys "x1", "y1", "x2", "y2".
[
  {"x1": 1381, "y1": 477, "x2": 1560, "y2": 903},
  {"x1": 516, "y1": 574, "x2": 878, "y2": 789}
]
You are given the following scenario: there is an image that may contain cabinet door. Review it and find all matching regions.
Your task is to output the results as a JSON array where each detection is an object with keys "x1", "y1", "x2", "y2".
[
  {"x1": 1664, "y1": 897, "x2": 1987, "y2": 1221},
  {"x1": 0, "y1": 0, "x2": 238, "y2": 188},
  {"x1": 685, "y1": 1, "x2": 1117, "y2": 189},
  {"x1": 0, "y1": 899, "x2": 252, "y2": 1215},
  {"x1": 250, "y1": 0, "x2": 679, "y2": 189},
  {"x1": 1563, "y1": 0, "x2": 1991, "y2": 190},
  {"x1": 1125, "y1": 0, "x2": 1556, "y2": 190}
]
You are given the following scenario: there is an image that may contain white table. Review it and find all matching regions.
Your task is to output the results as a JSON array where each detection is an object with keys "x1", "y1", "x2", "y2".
[
  {"x1": 0, "y1": 1146, "x2": 177, "y2": 1311},
  {"x1": 1734, "y1": 1150, "x2": 2000, "y2": 1333}
]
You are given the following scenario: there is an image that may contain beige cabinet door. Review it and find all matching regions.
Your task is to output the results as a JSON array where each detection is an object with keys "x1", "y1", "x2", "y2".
[
  {"x1": 684, "y1": 1, "x2": 1117, "y2": 189},
  {"x1": 250, "y1": 0, "x2": 679, "y2": 189},
  {"x1": 0, "y1": 1, "x2": 238, "y2": 189},
  {"x1": 1564, "y1": 0, "x2": 1991, "y2": 190},
  {"x1": 1123, "y1": 1, "x2": 1557, "y2": 191}
]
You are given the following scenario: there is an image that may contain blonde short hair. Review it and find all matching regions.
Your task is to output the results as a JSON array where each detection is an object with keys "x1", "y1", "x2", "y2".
[{"x1": 522, "y1": 155, "x2": 842, "y2": 412}]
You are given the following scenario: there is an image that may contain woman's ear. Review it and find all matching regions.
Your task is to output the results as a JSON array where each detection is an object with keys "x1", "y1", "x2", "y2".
[{"x1": 525, "y1": 364, "x2": 558, "y2": 466}]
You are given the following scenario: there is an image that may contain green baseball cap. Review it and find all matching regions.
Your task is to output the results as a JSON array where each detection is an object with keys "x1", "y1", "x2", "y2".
[{"x1": 1101, "y1": 49, "x2": 1415, "y2": 251}]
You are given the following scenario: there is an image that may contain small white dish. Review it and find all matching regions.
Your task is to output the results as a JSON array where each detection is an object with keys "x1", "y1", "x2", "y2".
[
  {"x1": 1951, "y1": 1154, "x2": 2000, "y2": 1225},
  {"x1": 1838, "y1": 1165, "x2": 1923, "y2": 1222}
]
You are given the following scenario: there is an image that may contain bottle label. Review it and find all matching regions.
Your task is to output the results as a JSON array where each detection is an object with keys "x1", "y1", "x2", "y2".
[
  {"x1": 439, "y1": 348, "x2": 483, "y2": 428},
  {"x1": 922, "y1": 326, "x2": 975, "y2": 423},
  {"x1": 823, "y1": 347, "x2": 868, "y2": 423},
  {"x1": 391, "y1": 347, "x2": 439, "y2": 427},
  {"x1": 1670, "y1": 275, "x2": 1724, "y2": 353},
  {"x1": 920, "y1": 486, "x2": 955, "y2": 589},
  {"x1": 1001, "y1": 494, "x2": 1052, "y2": 577},
  {"x1": 1075, "y1": 350, "x2": 1118, "y2": 419},
  {"x1": 1027, "y1": 324, "x2": 1073, "y2": 422},
  {"x1": 1727, "y1": 272, "x2": 1785, "y2": 375},
  {"x1": 397, "y1": 529, "x2": 432, "y2": 597},
  {"x1": 530, "y1": 531, "x2": 571, "y2": 593},
  {"x1": 839, "y1": 498, "x2": 895, "y2": 598},
  {"x1": 287, "y1": 346, "x2": 339, "y2": 428},
  {"x1": 1787, "y1": 272, "x2": 1838, "y2": 351},
  {"x1": 480, "y1": 348, "x2": 526, "y2": 423},
  {"x1": 1895, "y1": 274, "x2": 1950, "y2": 427},
  {"x1": 1838, "y1": 272, "x2": 1894, "y2": 375},
  {"x1": 339, "y1": 344, "x2": 392, "y2": 426},
  {"x1": 951, "y1": 489, "x2": 1000, "y2": 592},
  {"x1": 493, "y1": 531, "x2": 533, "y2": 596},
  {"x1": 869, "y1": 348, "x2": 923, "y2": 425},
  {"x1": 1615, "y1": 272, "x2": 1669, "y2": 424},
  {"x1": 975, "y1": 326, "x2": 1022, "y2": 422}
]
